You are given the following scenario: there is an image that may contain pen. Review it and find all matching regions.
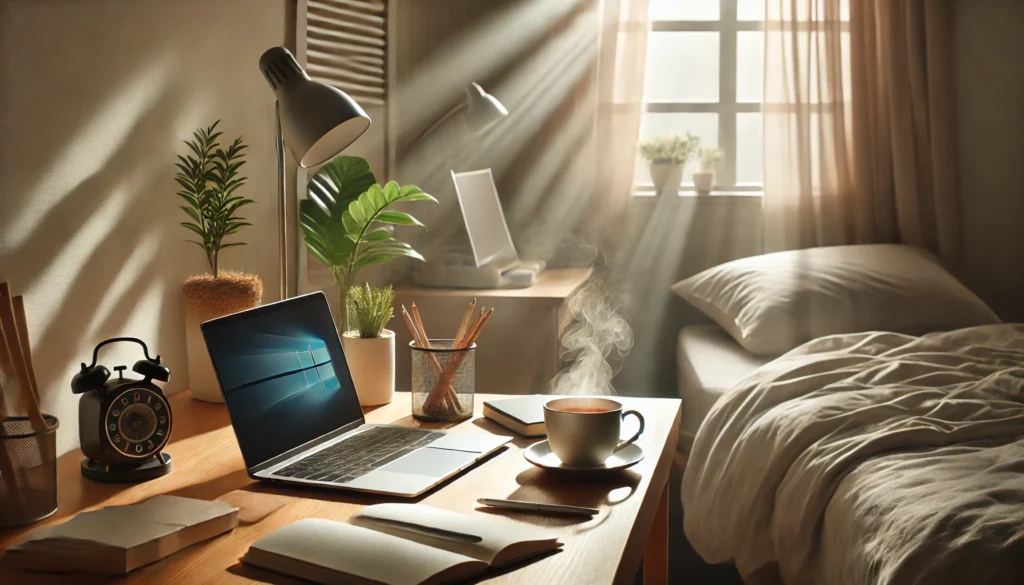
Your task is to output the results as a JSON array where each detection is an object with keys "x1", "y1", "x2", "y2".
[{"x1": 477, "y1": 498, "x2": 599, "y2": 517}]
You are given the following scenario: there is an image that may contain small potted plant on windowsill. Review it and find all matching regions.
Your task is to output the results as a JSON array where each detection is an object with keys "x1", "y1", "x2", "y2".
[
  {"x1": 176, "y1": 121, "x2": 262, "y2": 403},
  {"x1": 342, "y1": 284, "x2": 396, "y2": 406},
  {"x1": 639, "y1": 133, "x2": 697, "y2": 196},
  {"x1": 693, "y1": 146, "x2": 722, "y2": 195}
]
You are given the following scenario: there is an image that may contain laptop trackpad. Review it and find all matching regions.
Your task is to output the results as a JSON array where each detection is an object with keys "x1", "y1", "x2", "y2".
[{"x1": 380, "y1": 447, "x2": 478, "y2": 478}]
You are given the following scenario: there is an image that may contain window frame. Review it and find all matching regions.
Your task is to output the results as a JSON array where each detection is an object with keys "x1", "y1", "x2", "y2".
[{"x1": 638, "y1": 0, "x2": 764, "y2": 195}]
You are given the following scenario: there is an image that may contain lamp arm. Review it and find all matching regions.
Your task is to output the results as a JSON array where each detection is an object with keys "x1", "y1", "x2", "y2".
[
  {"x1": 276, "y1": 100, "x2": 288, "y2": 301},
  {"x1": 409, "y1": 101, "x2": 467, "y2": 147}
]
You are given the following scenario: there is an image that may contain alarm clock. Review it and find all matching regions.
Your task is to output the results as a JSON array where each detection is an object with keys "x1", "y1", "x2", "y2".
[{"x1": 72, "y1": 337, "x2": 173, "y2": 482}]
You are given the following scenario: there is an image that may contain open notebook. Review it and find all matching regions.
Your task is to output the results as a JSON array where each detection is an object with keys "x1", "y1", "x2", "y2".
[{"x1": 242, "y1": 504, "x2": 561, "y2": 585}]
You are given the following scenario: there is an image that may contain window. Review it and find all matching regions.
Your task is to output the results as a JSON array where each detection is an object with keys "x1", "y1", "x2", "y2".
[{"x1": 637, "y1": 0, "x2": 765, "y2": 194}]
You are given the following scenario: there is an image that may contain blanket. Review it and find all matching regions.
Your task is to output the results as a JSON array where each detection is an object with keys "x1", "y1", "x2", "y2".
[{"x1": 682, "y1": 324, "x2": 1024, "y2": 585}]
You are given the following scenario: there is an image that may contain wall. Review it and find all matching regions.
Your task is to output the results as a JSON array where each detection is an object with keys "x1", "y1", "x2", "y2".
[
  {"x1": 953, "y1": 0, "x2": 1024, "y2": 322},
  {"x1": 390, "y1": 0, "x2": 602, "y2": 263},
  {"x1": 0, "y1": 0, "x2": 292, "y2": 455}
]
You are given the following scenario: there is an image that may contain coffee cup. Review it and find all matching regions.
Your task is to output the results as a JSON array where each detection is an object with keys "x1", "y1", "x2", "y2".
[{"x1": 543, "y1": 397, "x2": 645, "y2": 467}]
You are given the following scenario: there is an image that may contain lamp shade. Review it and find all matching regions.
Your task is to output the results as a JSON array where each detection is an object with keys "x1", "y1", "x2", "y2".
[
  {"x1": 259, "y1": 47, "x2": 371, "y2": 168},
  {"x1": 464, "y1": 82, "x2": 508, "y2": 132}
]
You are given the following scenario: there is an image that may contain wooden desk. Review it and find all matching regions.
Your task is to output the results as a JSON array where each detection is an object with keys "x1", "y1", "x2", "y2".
[
  {"x1": 0, "y1": 391, "x2": 680, "y2": 585},
  {"x1": 393, "y1": 268, "x2": 592, "y2": 394}
]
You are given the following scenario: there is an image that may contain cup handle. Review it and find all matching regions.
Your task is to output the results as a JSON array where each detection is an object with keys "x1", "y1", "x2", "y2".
[{"x1": 614, "y1": 410, "x2": 645, "y2": 453}]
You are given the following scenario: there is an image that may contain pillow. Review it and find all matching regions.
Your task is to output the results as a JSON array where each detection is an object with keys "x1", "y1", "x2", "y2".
[{"x1": 671, "y1": 244, "x2": 1001, "y2": 356}]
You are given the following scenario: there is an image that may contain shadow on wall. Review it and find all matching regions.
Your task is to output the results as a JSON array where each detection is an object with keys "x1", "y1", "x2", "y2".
[
  {"x1": 0, "y1": 0, "x2": 284, "y2": 455},
  {"x1": 394, "y1": 0, "x2": 601, "y2": 264}
]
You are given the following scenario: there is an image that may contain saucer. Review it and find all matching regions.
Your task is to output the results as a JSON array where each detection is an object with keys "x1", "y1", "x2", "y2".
[{"x1": 523, "y1": 440, "x2": 645, "y2": 472}]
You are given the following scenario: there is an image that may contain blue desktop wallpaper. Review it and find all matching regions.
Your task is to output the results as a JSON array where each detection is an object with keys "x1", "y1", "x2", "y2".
[{"x1": 203, "y1": 296, "x2": 364, "y2": 468}]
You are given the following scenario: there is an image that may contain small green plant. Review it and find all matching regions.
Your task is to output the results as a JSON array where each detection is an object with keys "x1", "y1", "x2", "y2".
[
  {"x1": 639, "y1": 133, "x2": 699, "y2": 165},
  {"x1": 698, "y1": 146, "x2": 723, "y2": 170},
  {"x1": 300, "y1": 155, "x2": 436, "y2": 333},
  {"x1": 175, "y1": 120, "x2": 253, "y2": 278},
  {"x1": 347, "y1": 283, "x2": 395, "y2": 338}
]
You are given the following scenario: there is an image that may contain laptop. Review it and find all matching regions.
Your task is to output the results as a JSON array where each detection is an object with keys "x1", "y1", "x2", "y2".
[
  {"x1": 201, "y1": 292, "x2": 510, "y2": 497},
  {"x1": 451, "y1": 169, "x2": 545, "y2": 279}
]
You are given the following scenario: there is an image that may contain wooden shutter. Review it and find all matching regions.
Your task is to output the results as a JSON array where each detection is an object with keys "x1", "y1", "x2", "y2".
[{"x1": 304, "y1": 0, "x2": 387, "y2": 106}]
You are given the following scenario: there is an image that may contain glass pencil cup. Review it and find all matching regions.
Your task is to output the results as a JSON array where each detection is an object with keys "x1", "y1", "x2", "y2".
[{"x1": 411, "y1": 340, "x2": 475, "y2": 422}]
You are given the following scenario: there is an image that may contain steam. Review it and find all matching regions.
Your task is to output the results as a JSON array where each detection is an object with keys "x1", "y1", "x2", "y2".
[{"x1": 549, "y1": 277, "x2": 634, "y2": 395}]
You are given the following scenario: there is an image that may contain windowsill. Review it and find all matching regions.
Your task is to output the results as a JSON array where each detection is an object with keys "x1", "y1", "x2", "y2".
[{"x1": 631, "y1": 190, "x2": 764, "y2": 199}]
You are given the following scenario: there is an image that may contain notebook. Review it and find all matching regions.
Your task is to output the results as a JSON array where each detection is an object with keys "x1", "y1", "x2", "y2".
[
  {"x1": 241, "y1": 504, "x2": 561, "y2": 585},
  {"x1": 5, "y1": 495, "x2": 239, "y2": 574},
  {"x1": 482, "y1": 395, "x2": 548, "y2": 437}
]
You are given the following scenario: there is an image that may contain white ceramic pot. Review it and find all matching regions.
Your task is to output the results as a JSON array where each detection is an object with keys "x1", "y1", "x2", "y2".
[
  {"x1": 649, "y1": 162, "x2": 683, "y2": 196},
  {"x1": 692, "y1": 171, "x2": 714, "y2": 195},
  {"x1": 342, "y1": 330, "x2": 395, "y2": 406}
]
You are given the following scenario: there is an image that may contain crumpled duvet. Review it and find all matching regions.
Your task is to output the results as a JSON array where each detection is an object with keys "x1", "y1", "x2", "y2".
[{"x1": 682, "y1": 324, "x2": 1024, "y2": 585}]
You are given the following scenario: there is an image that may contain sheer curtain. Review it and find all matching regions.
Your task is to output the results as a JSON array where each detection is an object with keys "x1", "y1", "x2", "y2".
[
  {"x1": 763, "y1": 0, "x2": 959, "y2": 262},
  {"x1": 593, "y1": 0, "x2": 650, "y2": 242}
]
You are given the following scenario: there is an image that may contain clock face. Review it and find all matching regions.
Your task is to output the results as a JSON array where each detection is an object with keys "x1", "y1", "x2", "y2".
[{"x1": 104, "y1": 387, "x2": 171, "y2": 459}]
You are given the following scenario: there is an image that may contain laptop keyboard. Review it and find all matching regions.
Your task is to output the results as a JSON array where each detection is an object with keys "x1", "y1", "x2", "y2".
[{"x1": 272, "y1": 426, "x2": 444, "y2": 485}]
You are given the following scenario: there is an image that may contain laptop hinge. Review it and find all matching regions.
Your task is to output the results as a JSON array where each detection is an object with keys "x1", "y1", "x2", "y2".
[{"x1": 249, "y1": 418, "x2": 365, "y2": 475}]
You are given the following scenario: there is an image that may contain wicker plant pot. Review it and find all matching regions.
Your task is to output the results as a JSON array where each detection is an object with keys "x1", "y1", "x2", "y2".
[{"x1": 182, "y1": 272, "x2": 262, "y2": 402}]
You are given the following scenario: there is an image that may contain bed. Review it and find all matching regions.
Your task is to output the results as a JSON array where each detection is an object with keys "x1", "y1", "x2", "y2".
[
  {"x1": 681, "y1": 325, "x2": 1024, "y2": 585},
  {"x1": 671, "y1": 245, "x2": 1021, "y2": 585},
  {"x1": 676, "y1": 324, "x2": 769, "y2": 450}
]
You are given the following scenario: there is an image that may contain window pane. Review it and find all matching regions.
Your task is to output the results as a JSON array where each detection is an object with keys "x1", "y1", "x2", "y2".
[
  {"x1": 737, "y1": 0, "x2": 765, "y2": 20},
  {"x1": 649, "y1": 0, "x2": 719, "y2": 21},
  {"x1": 637, "y1": 113, "x2": 719, "y2": 186},
  {"x1": 736, "y1": 113, "x2": 763, "y2": 184},
  {"x1": 644, "y1": 32, "x2": 719, "y2": 102},
  {"x1": 737, "y1": 31, "x2": 764, "y2": 103}
]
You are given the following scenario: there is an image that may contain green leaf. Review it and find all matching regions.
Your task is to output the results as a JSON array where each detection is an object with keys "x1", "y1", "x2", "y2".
[
  {"x1": 353, "y1": 253, "x2": 396, "y2": 271},
  {"x1": 375, "y1": 211, "x2": 423, "y2": 226},
  {"x1": 362, "y1": 228, "x2": 393, "y2": 243}
]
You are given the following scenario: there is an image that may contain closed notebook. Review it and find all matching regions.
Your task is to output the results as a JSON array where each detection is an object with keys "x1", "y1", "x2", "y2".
[
  {"x1": 242, "y1": 503, "x2": 561, "y2": 585},
  {"x1": 482, "y1": 395, "x2": 548, "y2": 437},
  {"x1": 5, "y1": 495, "x2": 239, "y2": 574}
]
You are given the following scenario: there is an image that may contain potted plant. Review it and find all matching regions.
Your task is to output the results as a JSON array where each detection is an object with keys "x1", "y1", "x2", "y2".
[
  {"x1": 342, "y1": 283, "x2": 396, "y2": 406},
  {"x1": 299, "y1": 155, "x2": 435, "y2": 335},
  {"x1": 176, "y1": 121, "x2": 262, "y2": 402},
  {"x1": 639, "y1": 133, "x2": 697, "y2": 195},
  {"x1": 693, "y1": 146, "x2": 722, "y2": 195}
]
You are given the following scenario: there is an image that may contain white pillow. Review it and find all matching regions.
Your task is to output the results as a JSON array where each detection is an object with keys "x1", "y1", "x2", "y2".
[{"x1": 671, "y1": 244, "x2": 1001, "y2": 356}]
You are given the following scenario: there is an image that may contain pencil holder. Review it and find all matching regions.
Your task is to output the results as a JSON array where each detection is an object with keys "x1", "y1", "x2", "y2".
[
  {"x1": 0, "y1": 414, "x2": 58, "y2": 528},
  {"x1": 411, "y1": 340, "x2": 475, "y2": 422}
]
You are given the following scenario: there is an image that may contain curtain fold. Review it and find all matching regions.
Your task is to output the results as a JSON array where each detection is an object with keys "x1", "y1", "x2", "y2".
[
  {"x1": 593, "y1": 0, "x2": 649, "y2": 243},
  {"x1": 763, "y1": 0, "x2": 959, "y2": 263}
]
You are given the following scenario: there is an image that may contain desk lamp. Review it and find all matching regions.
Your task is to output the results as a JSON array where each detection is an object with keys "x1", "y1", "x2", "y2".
[
  {"x1": 259, "y1": 46, "x2": 371, "y2": 300},
  {"x1": 410, "y1": 82, "x2": 508, "y2": 146}
]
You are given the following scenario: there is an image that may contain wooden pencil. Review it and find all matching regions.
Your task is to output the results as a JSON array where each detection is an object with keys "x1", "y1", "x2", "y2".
[
  {"x1": 453, "y1": 299, "x2": 476, "y2": 347},
  {"x1": 0, "y1": 284, "x2": 45, "y2": 433},
  {"x1": 12, "y1": 297, "x2": 40, "y2": 406},
  {"x1": 427, "y1": 308, "x2": 494, "y2": 402}
]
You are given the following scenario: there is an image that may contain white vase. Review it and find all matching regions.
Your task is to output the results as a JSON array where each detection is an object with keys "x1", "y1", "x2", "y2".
[
  {"x1": 342, "y1": 330, "x2": 395, "y2": 406},
  {"x1": 650, "y1": 162, "x2": 683, "y2": 196},
  {"x1": 692, "y1": 171, "x2": 714, "y2": 195}
]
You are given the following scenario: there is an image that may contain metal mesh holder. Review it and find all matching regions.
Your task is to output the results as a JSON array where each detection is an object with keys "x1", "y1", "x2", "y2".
[
  {"x1": 411, "y1": 340, "x2": 475, "y2": 422},
  {"x1": 0, "y1": 415, "x2": 58, "y2": 528}
]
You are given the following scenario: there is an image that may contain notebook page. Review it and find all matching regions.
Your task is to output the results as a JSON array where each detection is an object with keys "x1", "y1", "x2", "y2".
[
  {"x1": 350, "y1": 504, "x2": 560, "y2": 566},
  {"x1": 245, "y1": 518, "x2": 485, "y2": 585}
]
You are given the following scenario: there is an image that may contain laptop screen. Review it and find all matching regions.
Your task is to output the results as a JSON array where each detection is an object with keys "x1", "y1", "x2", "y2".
[{"x1": 201, "y1": 292, "x2": 364, "y2": 469}]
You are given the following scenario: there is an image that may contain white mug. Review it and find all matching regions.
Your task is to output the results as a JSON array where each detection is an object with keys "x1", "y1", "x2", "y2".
[{"x1": 544, "y1": 397, "x2": 645, "y2": 467}]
